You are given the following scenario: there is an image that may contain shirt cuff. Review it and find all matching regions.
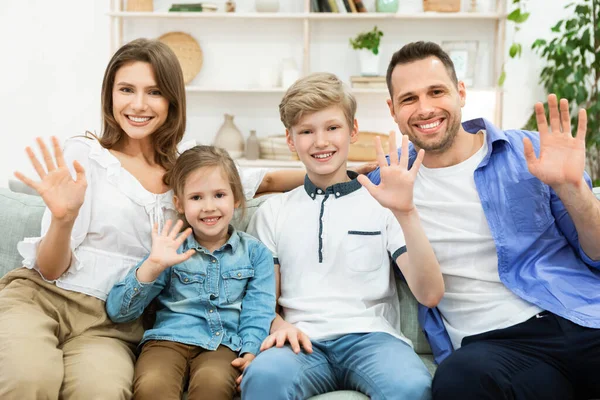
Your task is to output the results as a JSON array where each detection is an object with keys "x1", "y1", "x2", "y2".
[
  {"x1": 579, "y1": 246, "x2": 600, "y2": 269},
  {"x1": 240, "y1": 341, "x2": 260, "y2": 356},
  {"x1": 122, "y1": 265, "x2": 155, "y2": 302}
]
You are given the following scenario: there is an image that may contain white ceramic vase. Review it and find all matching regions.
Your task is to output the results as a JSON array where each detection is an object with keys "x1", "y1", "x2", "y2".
[
  {"x1": 213, "y1": 114, "x2": 245, "y2": 159},
  {"x1": 255, "y1": 0, "x2": 280, "y2": 12},
  {"x1": 358, "y1": 49, "x2": 380, "y2": 76}
]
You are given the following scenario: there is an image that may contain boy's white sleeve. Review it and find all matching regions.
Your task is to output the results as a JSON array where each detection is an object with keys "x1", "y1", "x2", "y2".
[
  {"x1": 386, "y1": 210, "x2": 407, "y2": 260},
  {"x1": 236, "y1": 165, "x2": 268, "y2": 200},
  {"x1": 247, "y1": 196, "x2": 279, "y2": 261}
]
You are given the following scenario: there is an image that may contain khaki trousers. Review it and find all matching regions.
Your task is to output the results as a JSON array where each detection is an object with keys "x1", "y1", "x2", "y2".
[
  {"x1": 134, "y1": 340, "x2": 239, "y2": 400},
  {"x1": 0, "y1": 267, "x2": 144, "y2": 400}
]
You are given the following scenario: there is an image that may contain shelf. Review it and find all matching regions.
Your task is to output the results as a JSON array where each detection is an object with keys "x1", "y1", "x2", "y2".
[
  {"x1": 236, "y1": 158, "x2": 364, "y2": 169},
  {"x1": 108, "y1": 11, "x2": 505, "y2": 21},
  {"x1": 185, "y1": 86, "x2": 286, "y2": 93},
  {"x1": 185, "y1": 86, "x2": 501, "y2": 94}
]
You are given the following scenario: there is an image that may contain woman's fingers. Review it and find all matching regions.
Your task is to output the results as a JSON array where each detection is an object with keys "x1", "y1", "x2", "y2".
[
  {"x1": 26, "y1": 146, "x2": 47, "y2": 179},
  {"x1": 13, "y1": 171, "x2": 38, "y2": 191},
  {"x1": 36, "y1": 137, "x2": 57, "y2": 173},
  {"x1": 51, "y1": 137, "x2": 66, "y2": 167}
]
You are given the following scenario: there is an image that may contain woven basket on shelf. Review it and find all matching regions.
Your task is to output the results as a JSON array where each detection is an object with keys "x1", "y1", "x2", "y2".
[
  {"x1": 126, "y1": 0, "x2": 153, "y2": 12},
  {"x1": 348, "y1": 131, "x2": 391, "y2": 162},
  {"x1": 423, "y1": 0, "x2": 460, "y2": 12},
  {"x1": 258, "y1": 136, "x2": 299, "y2": 161},
  {"x1": 157, "y1": 32, "x2": 203, "y2": 84}
]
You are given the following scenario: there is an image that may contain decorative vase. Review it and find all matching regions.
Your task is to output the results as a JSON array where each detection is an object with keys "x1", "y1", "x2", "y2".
[
  {"x1": 245, "y1": 130, "x2": 260, "y2": 160},
  {"x1": 213, "y1": 114, "x2": 244, "y2": 159},
  {"x1": 358, "y1": 49, "x2": 380, "y2": 76},
  {"x1": 255, "y1": 0, "x2": 280, "y2": 12},
  {"x1": 376, "y1": 0, "x2": 399, "y2": 13}
]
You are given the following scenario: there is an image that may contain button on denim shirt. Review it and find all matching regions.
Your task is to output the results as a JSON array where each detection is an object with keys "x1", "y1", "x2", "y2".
[
  {"x1": 106, "y1": 228, "x2": 276, "y2": 356},
  {"x1": 368, "y1": 118, "x2": 600, "y2": 365}
]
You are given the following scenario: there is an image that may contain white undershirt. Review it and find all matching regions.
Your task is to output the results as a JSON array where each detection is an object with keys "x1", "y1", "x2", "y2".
[{"x1": 413, "y1": 130, "x2": 542, "y2": 349}]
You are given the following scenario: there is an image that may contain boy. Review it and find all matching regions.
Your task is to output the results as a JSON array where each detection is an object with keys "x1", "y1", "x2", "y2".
[{"x1": 242, "y1": 72, "x2": 442, "y2": 400}]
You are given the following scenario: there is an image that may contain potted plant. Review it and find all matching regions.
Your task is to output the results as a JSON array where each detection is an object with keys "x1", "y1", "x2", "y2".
[
  {"x1": 349, "y1": 26, "x2": 384, "y2": 76},
  {"x1": 524, "y1": 0, "x2": 599, "y2": 184}
]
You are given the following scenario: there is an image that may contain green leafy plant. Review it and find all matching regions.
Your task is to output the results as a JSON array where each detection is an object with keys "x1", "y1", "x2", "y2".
[
  {"x1": 498, "y1": 0, "x2": 530, "y2": 86},
  {"x1": 524, "y1": 0, "x2": 599, "y2": 183},
  {"x1": 349, "y1": 26, "x2": 384, "y2": 55}
]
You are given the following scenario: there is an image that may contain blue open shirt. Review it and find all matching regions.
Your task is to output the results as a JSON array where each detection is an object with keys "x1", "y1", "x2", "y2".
[
  {"x1": 367, "y1": 118, "x2": 600, "y2": 364},
  {"x1": 106, "y1": 228, "x2": 276, "y2": 356}
]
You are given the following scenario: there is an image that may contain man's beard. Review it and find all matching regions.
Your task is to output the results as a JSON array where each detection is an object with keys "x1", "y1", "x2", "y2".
[{"x1": 404, "y1": 117, "x2": 461, "y2": 154}]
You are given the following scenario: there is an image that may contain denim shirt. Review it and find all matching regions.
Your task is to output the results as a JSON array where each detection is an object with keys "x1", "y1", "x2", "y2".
[
  {"x1": 106, "y1": 227, "x2": 276, "y2": 356},
  {"x1": 367, "y1": 118, "x2": 600, "y2": 364}
]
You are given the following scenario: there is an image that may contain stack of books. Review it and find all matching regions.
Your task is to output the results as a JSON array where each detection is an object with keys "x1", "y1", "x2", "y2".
[
  {"x1": 168, "y1": 3, "x2": 217, "y2": 12},
  {"x1": 350, "y1": 76, "x2": 386, "y2": 89},
  {"x1": 311, "y1": 0, "x2": 368, "y2": 12}
]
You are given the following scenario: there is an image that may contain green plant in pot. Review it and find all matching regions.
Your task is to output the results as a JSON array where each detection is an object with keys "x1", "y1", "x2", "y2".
[
  {"x1": 349, "y1": 26, "x2": 384, "y2": 76},
  {"x1": 524, "y1": 0, "x2": 600, "y2": 184}
]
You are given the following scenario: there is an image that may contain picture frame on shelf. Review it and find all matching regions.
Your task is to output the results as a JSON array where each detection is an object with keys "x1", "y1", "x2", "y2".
[{"x1": 441, "y1": 40, "x2": 479, "y2": 87}]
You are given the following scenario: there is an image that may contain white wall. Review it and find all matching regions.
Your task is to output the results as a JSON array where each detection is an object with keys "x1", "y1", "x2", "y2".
[{"x1": 0, "y1": 0, "x2": 566, "y2": 186}]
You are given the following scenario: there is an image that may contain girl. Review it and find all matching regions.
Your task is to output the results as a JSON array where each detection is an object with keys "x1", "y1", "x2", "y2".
[
  {"x1": 0, "y1": 38, "x2": 300, "y2": 400},
  {"x1": 106, "y1": 145, "x2": 276, "y2": 400}
]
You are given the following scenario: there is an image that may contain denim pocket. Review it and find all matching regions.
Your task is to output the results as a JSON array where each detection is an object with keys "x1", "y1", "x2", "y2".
[
  {"x1": 346, "y1": 230, "x2": 384, "y2": 272},
  {"x1": 170, "y1": 269, "x2": 205, "y2": 301},
  {"x1": 222, "y1": 267, "x2": 254, "y2": 303},
  {"x1": 504, "y1": 178, "x2": 552, "y2": 233}
]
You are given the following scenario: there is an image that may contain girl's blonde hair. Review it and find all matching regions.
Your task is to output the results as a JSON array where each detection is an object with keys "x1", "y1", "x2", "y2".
[
  {"x1": 279, "y1": 72, "x2": 357, "y2": 130},
  {"x1": 97, "y1": 38, "x2": 186, "y2": 175},
  {"x1": 164, "y1": 145, "x2": 247, "y2": 222}
]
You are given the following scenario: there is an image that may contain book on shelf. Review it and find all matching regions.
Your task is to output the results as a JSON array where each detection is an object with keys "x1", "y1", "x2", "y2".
[
  {"x1": 313, "y1": 0, "x2": 363, "y2": 12},
  {"x1": 168, "y1": 3, "x2": 217, "y2": 12},
  {"x1": 354, "y1": 0, "x2": 368, "y2": 12},
  {"x1": 350, "y1": 75, "x2": 387, "y2": 89}
]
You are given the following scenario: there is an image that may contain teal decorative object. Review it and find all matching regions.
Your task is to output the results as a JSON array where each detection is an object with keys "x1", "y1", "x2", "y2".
[{"x1": 376, "y1": 0, "x2": 399, "y2": 13}]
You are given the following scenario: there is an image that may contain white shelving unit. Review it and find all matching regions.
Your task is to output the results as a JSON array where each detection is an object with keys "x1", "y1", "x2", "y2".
[{"x1": 108, "y1": 0, "x2": 507, "y2": 169}]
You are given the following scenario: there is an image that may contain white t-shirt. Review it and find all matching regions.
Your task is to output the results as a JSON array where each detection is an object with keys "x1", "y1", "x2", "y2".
[
  {"x1": 413, "y1": 130, "x2": 542, "y2": 349},
  {"x1": 18, "y1": 137, "x2": 266, "y2": 301},
  {"x1": 248, "y1": 175, "x2": 411, "y2": 345}
]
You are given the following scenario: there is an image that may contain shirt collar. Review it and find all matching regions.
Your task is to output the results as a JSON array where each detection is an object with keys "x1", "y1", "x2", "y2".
[
  {"x1": 461, "y1": 118, "x2": 510, "y2": 167},
  {"x1": 182, "y1": 225, "x2": 240, "y2": 253},
  {"x1": 303, "y1": 171, "x2": 362, "y2": 200}
]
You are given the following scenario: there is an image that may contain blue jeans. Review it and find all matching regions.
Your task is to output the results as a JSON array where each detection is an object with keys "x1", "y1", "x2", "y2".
[{"x1": 241, "y1": 332, "x2": 432, "y2": 400}]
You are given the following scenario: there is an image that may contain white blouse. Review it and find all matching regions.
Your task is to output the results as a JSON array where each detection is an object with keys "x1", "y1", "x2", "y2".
[{"x1": 17, "y1": 137, "x2": 266, "y2": 301}]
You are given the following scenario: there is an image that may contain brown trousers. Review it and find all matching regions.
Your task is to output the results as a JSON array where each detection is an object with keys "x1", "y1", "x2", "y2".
[
  {"x1": 0, "y1": 267, "x2": 144, "y2": 400},
  {"x1": 134, "y1": 340, "x2": 240, "y2": 400}
]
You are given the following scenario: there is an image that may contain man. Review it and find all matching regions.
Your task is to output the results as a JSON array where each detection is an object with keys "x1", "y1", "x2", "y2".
[{"x1": 366, "y1": 41, "x2": 600, "y2": 399}]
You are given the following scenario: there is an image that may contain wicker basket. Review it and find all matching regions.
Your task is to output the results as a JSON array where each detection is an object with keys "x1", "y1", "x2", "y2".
[
  {"x1": 423, "y1": 0, "x2": 460, "y2": 12},
  {"x1": 348, "y1": 131, "x2": 390, "y2": 162},
  {"x1": 157, "y1": 32, "x2": 203, "y2": 84},
  {"x1": 126, "y1": 0, "x2": 153, "y2": 12}
]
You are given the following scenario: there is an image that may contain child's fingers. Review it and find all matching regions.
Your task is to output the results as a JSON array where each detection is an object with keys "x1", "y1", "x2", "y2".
[
  {"x1": 176, "y1": 249, "x2": 196, "y2": 264},
  {"x1": 410, "y1": 149, "x2": 425, "y2": 178},
  {"x1": 299, "y1": 333, "x2": 313, "y2": 354},
  {"x1": 288, "y1": 332, "x2": 301, "y2": 353},
  {"x1": 161, "y1": 219, "x2": 173, "y2": 236},
  {"x1": 275, "y1": 331, "x2": 288, "y2": 348},
  {"x1": 231, "y1": 357, "x2": 244, "y2": 368},
  {"x1": 176, "y1": 227, "x2": 194, "y2": 246},
  {"x1": 169, "y1": 220, "x2": 184, "y2": 239},
  {"x1": 260, "y1": 335, "x2": 276, "y2": 351}
]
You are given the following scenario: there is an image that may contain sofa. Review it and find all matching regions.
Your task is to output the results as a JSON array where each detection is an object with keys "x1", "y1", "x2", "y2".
[{"x1": 0, "y1": 186, "x2": 436, "y2": 400}]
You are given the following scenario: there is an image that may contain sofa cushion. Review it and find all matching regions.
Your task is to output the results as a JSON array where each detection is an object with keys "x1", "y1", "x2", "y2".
[
  {"x1": 0, "y1": 188, "x2": 45, "y2": 277},
  {"x1": 397, "y1": 279, "x2": 433, "y2": 355}
]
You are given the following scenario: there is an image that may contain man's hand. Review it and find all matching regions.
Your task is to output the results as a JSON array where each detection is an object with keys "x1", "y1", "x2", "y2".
[
  {"x1": 260, "y1": 320, "x2": 313, "y2": 354},
  {"x1": 524, "y1": 93, "x2": 587, "y2": 191}
]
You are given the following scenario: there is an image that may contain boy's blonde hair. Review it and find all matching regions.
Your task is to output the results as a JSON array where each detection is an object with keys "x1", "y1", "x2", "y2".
[
  {"x1": 164, "y1": 145, "x2": 247, "y2": 222},
  {"x1": 279, "y1": 72, "x2": 357, "y2": 130}
]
